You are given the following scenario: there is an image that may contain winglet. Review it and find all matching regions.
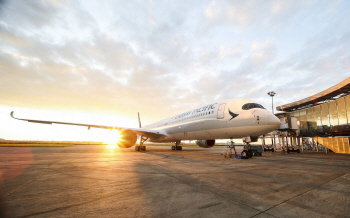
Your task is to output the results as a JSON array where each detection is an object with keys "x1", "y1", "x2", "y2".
[{"x1": 11, "y1": 111, "x2": 22, "y2": 121}]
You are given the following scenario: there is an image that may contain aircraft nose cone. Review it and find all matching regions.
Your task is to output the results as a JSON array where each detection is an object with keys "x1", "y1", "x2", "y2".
[{"x1": 269, "y1": 114, "x2": 281, "y2": 128}]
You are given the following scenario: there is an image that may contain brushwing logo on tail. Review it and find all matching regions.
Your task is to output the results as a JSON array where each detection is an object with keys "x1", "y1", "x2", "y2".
[{"x1": 228, "y1": 109, "x2": 239, "y2": 121}]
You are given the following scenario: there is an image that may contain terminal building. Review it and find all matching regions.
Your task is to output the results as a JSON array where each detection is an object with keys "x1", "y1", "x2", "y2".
[{"x1": 275, "y1": 76, "x2": 350, "y2": 154}]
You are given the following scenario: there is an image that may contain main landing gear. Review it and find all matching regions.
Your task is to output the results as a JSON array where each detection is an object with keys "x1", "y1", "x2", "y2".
[
  {"x1": 135, "y1": 136, "x2": 148, "y2": 151},
  {"x1": 171, "y1": 140, "x2": 182, "y2": 150}
]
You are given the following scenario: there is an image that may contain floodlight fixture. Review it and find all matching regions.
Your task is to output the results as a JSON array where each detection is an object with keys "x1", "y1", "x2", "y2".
[{"x1": 267, "y1": 91, "x2": 276, "y2": 114}]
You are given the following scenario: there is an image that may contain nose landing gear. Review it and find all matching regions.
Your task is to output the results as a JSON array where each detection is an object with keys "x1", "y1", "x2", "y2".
[
  {"x1": 241, "y1": 142, "x2": 253, "y2": 159},
  {"x1": 241, "y1": 137, "x2": 253, "y2": 159}
]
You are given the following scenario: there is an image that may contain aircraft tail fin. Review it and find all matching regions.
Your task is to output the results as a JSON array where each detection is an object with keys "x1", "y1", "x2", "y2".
[{"x1": 138, "y1": 112, "x2": 142, "y2": 128}]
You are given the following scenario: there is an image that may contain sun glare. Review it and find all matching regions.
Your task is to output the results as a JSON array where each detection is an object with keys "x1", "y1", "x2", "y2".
[{"x1": 105, "y1": 130, "x2": 121, "y2": 151}]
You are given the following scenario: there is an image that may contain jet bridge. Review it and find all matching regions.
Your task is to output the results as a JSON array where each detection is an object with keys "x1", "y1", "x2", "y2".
[{"x1": 274, "y1": 112, "x2": 301, "y2": 153}]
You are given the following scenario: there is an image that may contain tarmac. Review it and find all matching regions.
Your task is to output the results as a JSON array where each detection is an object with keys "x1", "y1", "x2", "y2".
[{"x1": 0, "y1": 145, "x2": 349, "y2": 218}]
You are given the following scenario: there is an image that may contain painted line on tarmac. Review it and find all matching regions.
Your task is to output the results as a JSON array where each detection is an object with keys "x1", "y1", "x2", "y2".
[
  {"x1": 250, "y1": 172, "x2": 349, "y2": 218},
  {"x1": 3, "y1": 170, "x2": 50, "y2": 199}
]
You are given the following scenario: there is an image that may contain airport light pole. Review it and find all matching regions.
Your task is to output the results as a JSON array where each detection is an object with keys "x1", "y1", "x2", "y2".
[
  {"x1": 268, "y1": 91, "x2": 276, "y2": 149},
  {"x1": 267, "y1": 91, "x2": 276, "y2": 114}
]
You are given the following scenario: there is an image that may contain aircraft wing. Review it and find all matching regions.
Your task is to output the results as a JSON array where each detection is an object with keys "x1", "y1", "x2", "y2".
[{"x1": 10, "y1": 111, "x2": 165, "y2": 138}]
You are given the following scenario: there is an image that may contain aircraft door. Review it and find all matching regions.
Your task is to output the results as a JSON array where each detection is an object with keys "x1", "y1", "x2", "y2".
[{"x1": 217, "y1": 103, "x2": 226, "y2": 119}]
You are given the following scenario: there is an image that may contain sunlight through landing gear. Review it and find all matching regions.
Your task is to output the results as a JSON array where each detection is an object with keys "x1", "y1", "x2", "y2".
[
  {"x1": 106, "y1": 144, "x2": 119, "y2": 153},
  {"x1": 104, "y1": 130, "x2": 121, "y2": 152}
]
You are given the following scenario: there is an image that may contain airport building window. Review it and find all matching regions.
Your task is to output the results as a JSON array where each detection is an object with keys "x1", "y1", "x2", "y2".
[
  {"x1": 313, "y1": 105, "x2": 322, "y2": 131},
  {"x1": 321, "y1": 103, "x2": 330, "y2": 131},
  {"x1": 329, "y1": 100, "x2": 339, "y2": 127},
  {"x1": 345, "y1": 95, "x2": 350, "y2": 125},
  {"x1": 337, "y1": 97, "x2": 347, "y2": 125},
  {"x1": 299, "y1": 109, "x2": 307, "y2": 131},
  {"x1": 306, "y1": 107, "x2": 317, "y2": 131}
]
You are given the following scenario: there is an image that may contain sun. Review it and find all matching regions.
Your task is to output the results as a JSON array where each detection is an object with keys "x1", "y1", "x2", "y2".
[{"x1": 104, "y1": 130, "x2": 121, "y2": 147}]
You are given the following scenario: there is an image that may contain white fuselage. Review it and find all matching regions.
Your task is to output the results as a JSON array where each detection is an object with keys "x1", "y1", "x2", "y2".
[{"x1": 143, "y1": 99, "x2": 281, "y2": 142}]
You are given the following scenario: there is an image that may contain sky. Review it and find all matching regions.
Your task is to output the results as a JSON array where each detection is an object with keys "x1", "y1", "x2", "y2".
[{"x1": 1, "y1": 0, "x2": 350, "y2": 141}]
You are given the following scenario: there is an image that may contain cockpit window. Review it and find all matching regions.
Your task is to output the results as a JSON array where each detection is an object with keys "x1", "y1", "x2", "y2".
[
  {"x1": 242, "y1": 103, "x2": 265, "y2": 110},
  {"x1": 255, "y1": 104, "x2": 265, "y2": 109}
]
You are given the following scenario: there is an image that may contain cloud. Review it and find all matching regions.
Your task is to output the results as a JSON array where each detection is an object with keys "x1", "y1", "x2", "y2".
[
  {"x1": 0, "y1": 0, "x2": 350, "y2": 135},
  {"x1": 218, "y1": 43, "x2": 243, "y2": 59},
  {"x1": 205, "y1": 1, "x2": 222, "y2": 19}
]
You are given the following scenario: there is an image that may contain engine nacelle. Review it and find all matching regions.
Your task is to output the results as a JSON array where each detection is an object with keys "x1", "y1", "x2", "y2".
[
  {"x1": 196, "y1": 140, "x2": 215, "y2": 148},
  {"x1": 117, "y1": 129, "x2": 137, "y2": 148}
]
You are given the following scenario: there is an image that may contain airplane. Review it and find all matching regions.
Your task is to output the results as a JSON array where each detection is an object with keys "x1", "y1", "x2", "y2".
[{"x1": 11, "y1": 98, "x2": 281, "y2": 158}]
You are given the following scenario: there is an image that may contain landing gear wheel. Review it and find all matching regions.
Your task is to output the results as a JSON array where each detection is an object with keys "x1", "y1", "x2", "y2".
[
  {"x1": 135, "y1": 145, "x2": 140, "y2": 151},
  {"x1": 140, "y1": 146, "x2": 146, "y2": 151},
  {"x1": 241, "y1": 150, "x2": 249, "y2": 159},
  {"x1": 172, "y1": 146, "x2": 182, "y2": 150},
  {"x1": 248, "y1": 150, "x2": 253, "y2": 158},
  {"x1": 172, "y1": 141, "x2": 182, "y2": 151}
]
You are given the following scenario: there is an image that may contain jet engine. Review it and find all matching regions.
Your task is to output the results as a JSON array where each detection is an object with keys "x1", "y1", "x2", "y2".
[
  {"x1": 196, "y1": 140, "x2": 215, "y2": 148},
  {"x1": 117, "y1": 129, "x2": 137, "y2": 148}
]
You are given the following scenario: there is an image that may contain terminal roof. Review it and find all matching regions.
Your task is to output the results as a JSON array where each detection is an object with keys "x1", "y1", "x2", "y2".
[{"x1": 276, "y1": 77, "x2": 350, "y2": 112}]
